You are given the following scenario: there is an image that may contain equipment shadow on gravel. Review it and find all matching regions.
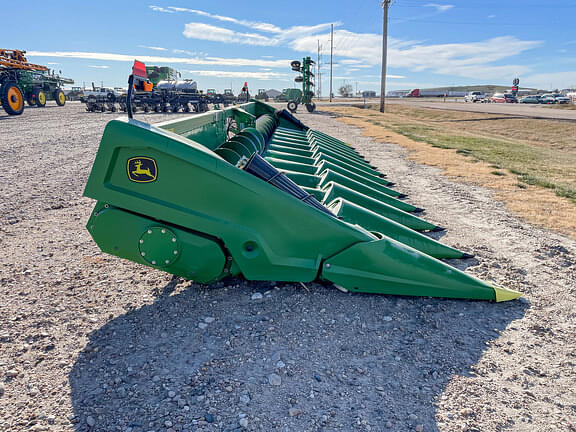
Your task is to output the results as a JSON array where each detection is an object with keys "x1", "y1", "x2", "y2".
[{"x1": 69, "y1": 278, "x2": 527, "y2": 432}]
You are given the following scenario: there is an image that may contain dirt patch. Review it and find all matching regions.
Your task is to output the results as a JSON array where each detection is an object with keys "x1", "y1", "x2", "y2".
[{"x1": 327, "y1": 106, "x2": 576, "y2": 239}]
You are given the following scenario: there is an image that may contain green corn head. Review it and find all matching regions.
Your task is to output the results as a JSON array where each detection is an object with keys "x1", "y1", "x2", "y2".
[{"x1": 84, "y1": 100, "x2": 521, "y2": 302}]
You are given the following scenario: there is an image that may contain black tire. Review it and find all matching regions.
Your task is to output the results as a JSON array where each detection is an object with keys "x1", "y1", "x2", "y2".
[
  {"x1": 154, "y1": 105, "x2": 161, "y2": 113},
  {"x1": 27, "y1": 95, "x2": 36, "y2": 106},
  {"x1": 54, "y1": 89, "x2": 66, "y2": 106},
  {"x1": 171, "y1": 105, "x2": 179, "y2": 113},
  {"x1": 111, "y1": 105, "x2": 117, "y2": 112},
  {"x1": 287, "y1": 100, "x2": 298, "y2": 113},
  {"x1": 34, "y1": 89, "x2": 46, "y2": 107},
  {"x1": 143, "y1": 104, "x2": 150, "y2": 113},
  {"x1": 1, "y1": 81, "x2": 25, "y2": 115},
  {"x1": 305, "y1": 102, "x2": 316, "y2": 113}
]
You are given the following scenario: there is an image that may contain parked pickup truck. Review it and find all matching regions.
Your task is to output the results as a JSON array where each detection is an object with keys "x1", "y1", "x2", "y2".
[{"x1": 464, "y1": 91, "x2": 486, "y2": 102}]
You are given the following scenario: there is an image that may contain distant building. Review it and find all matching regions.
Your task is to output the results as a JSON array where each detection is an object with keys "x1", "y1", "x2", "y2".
[
  {"x1": 362, "y1": 90, "x2": 377, "y2": 98},
  {"x1": 265, "y1": 89, "x2": 281, "y2": 98}
]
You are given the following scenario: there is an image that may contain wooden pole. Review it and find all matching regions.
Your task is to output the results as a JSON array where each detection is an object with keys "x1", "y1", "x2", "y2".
[
  {"x1": 329, "y1": 24, "x2": 334, "y2": 102},
  {"x1": 380, "y1": 0, "x2": 391, "y2": 113}
]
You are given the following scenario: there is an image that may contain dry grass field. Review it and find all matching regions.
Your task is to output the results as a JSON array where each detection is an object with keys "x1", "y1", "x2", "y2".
[{"x1": 326, "y1": 104, "x2": 576, "y2": 238}]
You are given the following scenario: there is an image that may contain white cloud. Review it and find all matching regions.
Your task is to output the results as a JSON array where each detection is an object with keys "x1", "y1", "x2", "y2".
[
  {"x1": 340, "y1": 59, "x2": 363, "y2": 65},
  {"x1": 293, "y1": 30, "x2": 380, "y2": 65},
  {"x1": 89, "y1": 65, "x2": 110, "y2": 69},
  {"x1": 424, "y1": 3, "x2": 454, "y2": 12},
  {"x1": 165, "y1": 6, "x2": 283, "y2": 33},
  {"x1": 26, "y1": 51, "x2": 291, "y2": 68},
  {"x1": 46, "y1": 62, "x2": 60, "y2": 65},
  {"x1": 183, "y1": 22, "x2": 277, "y2": 46},
  {"x1": 292, "y1": 32, "x2": 542, "y2": 81},
  {"x1": 333, "y1": 74, "x2": 404, "y2": 80},
  {"x1": 172, "y1": 49, "x2": 200, "y2": 56},
  {"x1": 185, "y1": 70, "x2": 290, "y2": 80},
  {"x1": 161, "y1": 6, "x2": 336, "y2": 39},
  {"x1": 139, "y1": 45, "x2": 168, "y2": 51},
  {"x1": 181, "y1": 21, "x2": 335, "y2": 46},
  {"x1": 150, "y1": 6, "x2": 335, "y2": 46},
  {"x1": 522, "y1": 71, "x2": 576, "y2": 89},
  {"x1": 149, "y1": 5, "x2": 173, "y2": 13}
]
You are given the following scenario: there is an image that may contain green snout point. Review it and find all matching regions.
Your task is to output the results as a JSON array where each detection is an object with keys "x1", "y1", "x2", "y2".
[{"x1": 493, "y1": 286, "x2": 522, "y2": 302}]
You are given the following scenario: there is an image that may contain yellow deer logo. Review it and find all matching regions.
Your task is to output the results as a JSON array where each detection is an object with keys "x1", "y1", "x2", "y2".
[
  {"x1": 127, "y1": 157, "x2": 157, "y2": 182},
  {"x1": 132, "y1": 160, "x2": 152, "y2": 177}
]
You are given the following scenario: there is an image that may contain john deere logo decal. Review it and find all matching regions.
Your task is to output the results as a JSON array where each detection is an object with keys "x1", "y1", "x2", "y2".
[{"x1": 127, "y1": 157, "x2": 157, "y2": 182}]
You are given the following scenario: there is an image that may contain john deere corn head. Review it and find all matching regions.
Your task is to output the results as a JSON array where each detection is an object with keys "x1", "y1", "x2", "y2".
[{"x1": 84, "y1": 98, "x2": 521, "y2": 302}]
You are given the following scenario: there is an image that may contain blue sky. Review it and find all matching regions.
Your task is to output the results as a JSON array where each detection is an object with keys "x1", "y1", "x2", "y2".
[{"x1": 3, "y1": 0, "x2": 575, "y2": 93}]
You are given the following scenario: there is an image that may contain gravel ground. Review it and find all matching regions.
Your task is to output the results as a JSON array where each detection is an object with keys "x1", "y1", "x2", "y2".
[{"x1": 1, "y1": 103, "x2": 575, "y2": 432}]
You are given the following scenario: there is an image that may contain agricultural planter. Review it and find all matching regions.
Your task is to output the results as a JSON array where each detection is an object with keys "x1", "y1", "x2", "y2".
[
  {"x1": 82, "y1": 62, "x2": 521, "y2": 302},
  {"x1": 287, "y1": 57, "x2": 315, "y2": 113}
]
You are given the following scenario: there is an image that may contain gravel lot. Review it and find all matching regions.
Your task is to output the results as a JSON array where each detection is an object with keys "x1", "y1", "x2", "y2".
[{"x1": 1, "y1": 103, "x2": 575, "y2": 432}]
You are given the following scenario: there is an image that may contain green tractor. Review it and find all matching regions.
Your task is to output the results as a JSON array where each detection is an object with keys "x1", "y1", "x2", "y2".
[
  {"x1": 275, "y1": 88, "x2": 302, "y2": 103},
  {"x1": 255, "y1": 89, "x2": 269, "y2": 102},
  {"x1": 145, "y1": 66, "x2": 178, "y2": 86},
  {"x1": 0, "y1": 49, "x2": 73, "y2": 115},
  {"x1": 286, "y1": 57, "x2": 315, "y2": 113}
]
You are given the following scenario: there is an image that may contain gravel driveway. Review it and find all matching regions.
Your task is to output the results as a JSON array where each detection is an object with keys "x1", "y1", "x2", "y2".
[{"x1": 1, "y1": 103, "x2": 574, "y2": 432}]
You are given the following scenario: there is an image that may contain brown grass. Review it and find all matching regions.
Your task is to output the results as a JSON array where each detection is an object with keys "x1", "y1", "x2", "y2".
[{"x1": 325, "y1": 105, "x2": 576, "y2": 239}]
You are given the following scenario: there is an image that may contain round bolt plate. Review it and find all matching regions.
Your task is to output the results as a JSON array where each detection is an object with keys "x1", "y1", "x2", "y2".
[{"x1": 138, "y1": 227, "x2": 180, "y2": 268}]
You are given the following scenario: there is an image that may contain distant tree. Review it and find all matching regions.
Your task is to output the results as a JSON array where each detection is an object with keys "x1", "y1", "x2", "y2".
[{"x1": 338, "y1": 84, "x2": 353, "y2": 97}]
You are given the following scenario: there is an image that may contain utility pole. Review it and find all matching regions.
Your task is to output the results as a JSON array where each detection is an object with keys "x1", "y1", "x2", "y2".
[
  {"x1": 380, "y1": 0, "x2": 391, "y2": 113},
  {"x1": 317, "y1": 40, "x2": 322, "y2": 99},
  {"x1": 329, "y1": 23, "x2": 334, "y2": 102}
]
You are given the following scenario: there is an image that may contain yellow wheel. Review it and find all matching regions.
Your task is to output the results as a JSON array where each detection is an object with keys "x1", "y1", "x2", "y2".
[
  {"x1": 35, "y1": 89, "x2": 46, "y2": 107},
  {"x1": 1, "y1": 82, "x2": 25, "y2": 115},
  {"x1": 54, "y1": 89, "x2": 66, "y2": 106}
]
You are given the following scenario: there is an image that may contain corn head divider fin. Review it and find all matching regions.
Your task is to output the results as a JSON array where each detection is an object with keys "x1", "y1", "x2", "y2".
[{"x1": 83, "y1": 98, "x2": 521, "y2": 302}]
